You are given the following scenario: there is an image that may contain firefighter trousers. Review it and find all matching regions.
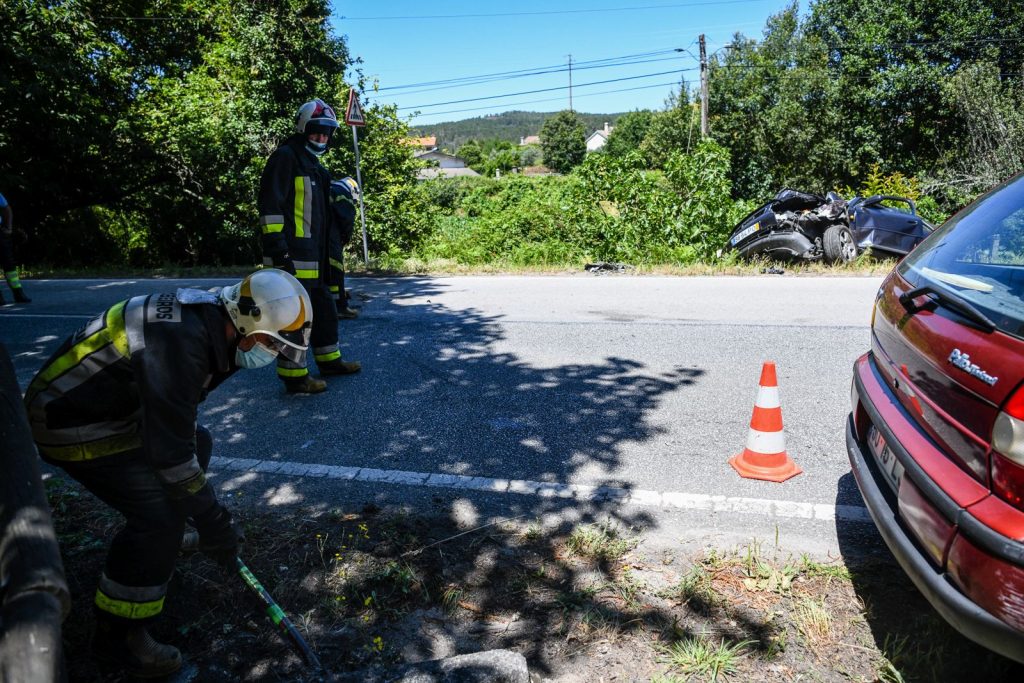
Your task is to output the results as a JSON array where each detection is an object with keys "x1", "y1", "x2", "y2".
[
  {"x1": 276, "y1": 282, "x2": 340, "y2": 380},
  {"x1": 58, "y1": 426, "x2": 213, "y2": 625}
]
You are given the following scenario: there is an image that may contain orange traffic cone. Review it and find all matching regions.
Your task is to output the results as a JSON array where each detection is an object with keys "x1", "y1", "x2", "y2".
[{"x1": 729, "y1": 361, "x2": 802, "y2": 482}]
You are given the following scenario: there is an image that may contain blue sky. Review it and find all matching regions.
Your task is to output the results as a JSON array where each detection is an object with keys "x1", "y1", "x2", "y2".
[{"x1": 330, "y1": 1, "x2": 799, "y2": 127}]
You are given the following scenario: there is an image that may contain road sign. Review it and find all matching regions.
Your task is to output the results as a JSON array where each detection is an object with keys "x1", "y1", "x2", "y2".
[{"x1": 344, "y1": 90, "x2": 365, "y2": 127}]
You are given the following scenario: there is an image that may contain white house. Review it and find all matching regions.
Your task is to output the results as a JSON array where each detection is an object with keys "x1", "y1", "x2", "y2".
[
  {"x1": 414, "y1": 150, "x2": 480, "y2": 180},
  {"x1": 585, "y1": 122, "x2": 614, "y2": 152}
]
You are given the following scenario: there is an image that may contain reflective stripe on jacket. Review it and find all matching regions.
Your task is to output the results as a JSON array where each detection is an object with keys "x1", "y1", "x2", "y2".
[{"x1": 24, "y1": 293, "x2": 235, "y2": 516}]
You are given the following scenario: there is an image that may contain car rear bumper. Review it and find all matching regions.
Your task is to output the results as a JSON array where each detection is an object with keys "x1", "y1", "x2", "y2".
[
  {"x1": 848, "y1": 355, "x2": 1024, "y2": 664},
  {"x1": 735, "y1": 231, "x2": 815, "y2": 260}
]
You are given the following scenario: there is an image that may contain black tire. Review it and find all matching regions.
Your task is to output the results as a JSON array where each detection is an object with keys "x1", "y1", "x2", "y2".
[{"x1": 823, "y1": 225, "x2": 857, "y2": 263}]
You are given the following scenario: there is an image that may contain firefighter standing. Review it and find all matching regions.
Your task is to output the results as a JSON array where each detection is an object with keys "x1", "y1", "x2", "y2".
[
  {"x1": 24, "y1": 269, "x2": 312, "y2": 677},
  {"x1": 0, "y1": 191, "x2": 31, "y2": 304},
  {"x1": 258, "y1": 98, "x2": 361, "y2": 394},
  {"x1": 328, "y1": 176, "x2": 361, "y2": 319}
]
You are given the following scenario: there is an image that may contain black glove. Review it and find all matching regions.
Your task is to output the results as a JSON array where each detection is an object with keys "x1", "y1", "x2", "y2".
[
  {"x1": 192, "y1": 503, "x2": 243, "y2": 568},
  {"x1": 276, "y1": 254, "x2": 296, "y2": 275}
]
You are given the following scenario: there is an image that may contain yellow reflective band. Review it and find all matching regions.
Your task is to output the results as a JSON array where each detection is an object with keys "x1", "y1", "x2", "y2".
[
  {"x1": 294, "y1": 177, "x2": 306, "y2": 238},
  {"x1": 329, "y1": 258, "x2": 343, "y2": 270},
  {"x1": 328, "y1": 285, "x2": 339, "y2": 293},
  {"x1": 38, "y1": 433, "x2": 143, "y2": 462},
  {"x1": 315, "y1": 350, "x2": 341, "y2": 362},
  {"x1": 95, "y1": 590, "x2": 165, "y2": 620},
  {"x1": 262, "y1": 223, "x2": 284, "y2": 234},
  {"x1": 277, "y1": 367, "x2": 308, "y2": 378},
  {"x1": 36, "y1": 300, "x2": 128, "y2": 385},
  {"x1": 294, "y1": 269, "x2": 318, "y2": 279}
]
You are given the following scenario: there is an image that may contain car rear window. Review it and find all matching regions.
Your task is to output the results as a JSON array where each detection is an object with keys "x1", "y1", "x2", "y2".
[{"x1": 898, "y1": 175, "x2": 1024, "y2": 340}]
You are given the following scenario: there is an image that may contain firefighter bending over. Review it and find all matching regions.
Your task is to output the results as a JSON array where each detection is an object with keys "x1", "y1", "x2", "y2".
[{"x1": 24, "y1": 269, "x2": 312, "y2": 677}]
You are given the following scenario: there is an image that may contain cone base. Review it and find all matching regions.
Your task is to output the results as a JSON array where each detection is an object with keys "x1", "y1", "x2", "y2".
[{"x1": 729, "y1": 451, "x2": 802, "y2": 483}]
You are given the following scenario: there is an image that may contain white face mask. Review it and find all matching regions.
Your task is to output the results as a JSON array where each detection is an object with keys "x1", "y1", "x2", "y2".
[
  {"x1": 305, "y1": 141, "x2": 328, "y2": 156},
  {"x1": 235, "y1": 341, "x2": 277, "y2": 369}
]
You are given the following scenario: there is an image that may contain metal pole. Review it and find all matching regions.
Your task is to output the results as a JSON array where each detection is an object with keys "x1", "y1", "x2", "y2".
[
  {"x1": 568, "y1": 54, "x2": 573, "y2": 112},
  {"x1": 699, "y1": 34, "x2": 709, "y2": 137},
  {"x1": 352, "y1": 124, "x2": 369, "y2": 266}
]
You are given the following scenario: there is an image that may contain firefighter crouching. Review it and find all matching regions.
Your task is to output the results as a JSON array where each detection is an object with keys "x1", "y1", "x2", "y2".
[
  {"x1": 23, "y1": 269, "x2": 312, "y2": 677},
  {"x1": 258, "y1": 98, "x2": 361, "y2": 394}
]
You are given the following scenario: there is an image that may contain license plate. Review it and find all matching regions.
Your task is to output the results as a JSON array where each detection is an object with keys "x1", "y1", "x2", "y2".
[
  {"x1": 730, "y1": 222, "x2": 760, "y2": 246},
  {"x1": 868, "y1": 427, "x2": 904, "y2": 493}
]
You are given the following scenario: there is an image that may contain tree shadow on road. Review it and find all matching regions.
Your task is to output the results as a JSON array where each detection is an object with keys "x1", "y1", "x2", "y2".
[{"x1": 46, "y1": 275, "x2": 788, "y2": 680}]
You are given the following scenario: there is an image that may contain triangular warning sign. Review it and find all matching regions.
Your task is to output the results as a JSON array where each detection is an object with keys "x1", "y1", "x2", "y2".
[{"x1": 345, "y1": 90, "x2": 365, "y2": 126}]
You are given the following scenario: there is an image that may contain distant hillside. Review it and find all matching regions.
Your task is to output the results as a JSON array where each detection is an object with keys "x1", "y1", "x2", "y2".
[{"x1": 413, "y1": 110, "x2": 626, "y2": 151}]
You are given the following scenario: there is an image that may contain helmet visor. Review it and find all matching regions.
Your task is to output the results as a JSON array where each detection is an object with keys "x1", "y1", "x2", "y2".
[{"x1": 262, "y1": 335, "x2": 306, "y2": 364}]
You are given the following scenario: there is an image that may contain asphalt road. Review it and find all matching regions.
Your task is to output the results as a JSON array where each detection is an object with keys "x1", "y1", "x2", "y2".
[{"x1": 0, "y1": 274, "x2": 888, "y2": 557}]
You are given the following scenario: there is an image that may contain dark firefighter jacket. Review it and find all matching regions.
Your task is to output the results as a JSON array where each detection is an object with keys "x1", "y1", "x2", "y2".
[
  {"x1": 327, "y1": 181, "x2": 357, "y2": 292},
  {"x1": 24, "y1": 291, "x2": 236, "y2": 518},
  {"x1": 258, "y1": 135, "x2": 332, "y2": 285}
]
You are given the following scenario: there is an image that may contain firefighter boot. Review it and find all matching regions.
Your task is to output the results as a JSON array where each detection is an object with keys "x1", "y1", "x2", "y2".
[
  {"x1": 337, "y1": 303, "x2": 359, "y2": 319},
  {"x1": 318, "y1": 358, "x2": 362, "y2": 376},
  {"x1": 93, "y1": 619, "x2": 182, "y2": 678},
  {"x1": 12, "y1": 288, "x2": 30, "y2": 303},
  {"x1": 284, "y1": 375, "x2": 328, "y2": 394}
]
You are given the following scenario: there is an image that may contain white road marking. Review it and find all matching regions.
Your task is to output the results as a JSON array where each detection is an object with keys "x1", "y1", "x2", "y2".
[{"x1": 211, "y1": 456, "x2": 872, "y2": 523}]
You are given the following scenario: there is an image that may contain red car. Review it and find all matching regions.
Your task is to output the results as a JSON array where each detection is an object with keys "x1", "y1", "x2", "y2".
[{"x1": 847, "y1": 173, "x2": 1024, "y2": 663}]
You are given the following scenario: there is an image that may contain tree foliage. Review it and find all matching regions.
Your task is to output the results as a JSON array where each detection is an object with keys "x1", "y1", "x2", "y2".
[
  {"x1": 540, "y1": 111, "x2": 586, "y2": 174},
  {"x1": 0, "y1": 0, "x2": 420, "y2": 266},
  {"x1": 604, "y1": 110, "x2": 654, "y2": 159}
]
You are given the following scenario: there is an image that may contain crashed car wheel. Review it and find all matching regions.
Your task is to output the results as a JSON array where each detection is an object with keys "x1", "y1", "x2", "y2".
[{"x1": 823, "y1": 225, "x2": 857, "y2": 263}]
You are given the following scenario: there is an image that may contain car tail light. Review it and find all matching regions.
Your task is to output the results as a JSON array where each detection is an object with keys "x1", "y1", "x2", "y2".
[{"x1": 992, "y1": 385, "x2": 1024, "y2": 510}]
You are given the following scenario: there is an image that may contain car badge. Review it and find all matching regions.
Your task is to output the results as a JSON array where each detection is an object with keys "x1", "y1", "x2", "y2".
[{"x1": 948, "y1": 349, "x2": 998, "y2": 386}]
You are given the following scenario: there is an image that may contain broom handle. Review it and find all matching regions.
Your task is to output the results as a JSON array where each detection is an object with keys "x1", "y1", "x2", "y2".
[{"x1": 236, "y1": 557, "x2": 322, "y2": 670}]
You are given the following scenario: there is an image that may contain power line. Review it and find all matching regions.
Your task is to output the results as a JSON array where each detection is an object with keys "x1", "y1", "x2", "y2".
[
  {"x1": 340, "y1": 0, "x2": 776, "y2": 21},
  {"x1": 374, "y1": 48, "x2": 684, "y2": 92},
  {"x1": 409, "y1": 79, "x2": 687, "y2": 120},
  {"x1": 367, "y1": 54, "x2": 688, "y2": 100},
  {"x1": 400, "y1": 68, "x2": 697, "y2": 111}
]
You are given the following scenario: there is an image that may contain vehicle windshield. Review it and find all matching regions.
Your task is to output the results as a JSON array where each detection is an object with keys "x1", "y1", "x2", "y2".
[{"x1": 898, "y1": 174, "x2": 1024, "y2": 340}]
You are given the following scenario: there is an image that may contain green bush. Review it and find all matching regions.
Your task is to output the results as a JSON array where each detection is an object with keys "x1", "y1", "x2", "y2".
[{"x1": 409, "y1": 139, "x2": 748, "y2": 267}]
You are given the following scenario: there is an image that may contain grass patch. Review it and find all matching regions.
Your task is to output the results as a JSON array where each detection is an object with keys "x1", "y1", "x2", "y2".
[
  {"x1": 662, "y1": 564, "x2": 720, "y2": 607},
  {"x1": 565, "y1": 521, "x2": 637, "y2": 561},
  {"x1": 660, "y1": 636, "x2": 751, "y2": 682},
  {"x1": 794, "y1": 596, "x2": 834, "y2": 646}
]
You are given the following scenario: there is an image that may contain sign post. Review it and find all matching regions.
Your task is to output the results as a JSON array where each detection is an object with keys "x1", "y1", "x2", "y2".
[{"x1": 344, "y1": 89, "x2": 369, "y2": 266}]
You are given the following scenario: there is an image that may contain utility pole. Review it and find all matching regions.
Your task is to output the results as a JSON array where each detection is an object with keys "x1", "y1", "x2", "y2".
[
  {"x1": 699, "y1": 34, "x2": 709, "y2": 137},
  {"x1": 567, "y1": 54, "x2": 573, "y2": 112}
]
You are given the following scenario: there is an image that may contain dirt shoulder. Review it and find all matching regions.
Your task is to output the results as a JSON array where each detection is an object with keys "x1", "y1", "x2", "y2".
[{"x1": 49, "y1": 477, "x2": 1020, "y2": 682}]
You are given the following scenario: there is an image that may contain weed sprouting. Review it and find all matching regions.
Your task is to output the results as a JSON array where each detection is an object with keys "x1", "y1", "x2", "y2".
[
  {"x1": 565, "y1": 520, "x2": 637, "y2": 560},
  {"x1": 660, "y1": 636, "x2": 751, "y2": 681}
]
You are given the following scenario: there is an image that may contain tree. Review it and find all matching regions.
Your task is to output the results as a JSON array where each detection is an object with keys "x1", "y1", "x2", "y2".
[
  {"x1": 604, "y1": 110, "x2": 654, "y2": 159},
  {"x1": 641, "y1": 106, "x2": 698, "y2": 169},
  {"x1": 458, "y1": 140, "x2": 483, "y2": 168},
  {"x1": 540, "y1": 110, "x2": 586, "y2": 174}
]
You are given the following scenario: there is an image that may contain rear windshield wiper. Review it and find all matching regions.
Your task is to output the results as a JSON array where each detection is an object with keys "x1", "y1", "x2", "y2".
[{"x1": 898, "y1": 284, "x2": 996, "y2": 332}]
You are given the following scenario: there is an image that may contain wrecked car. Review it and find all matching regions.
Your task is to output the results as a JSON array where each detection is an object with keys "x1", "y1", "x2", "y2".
[{"x1": 727, "y1": 188, "x2": 934, "y2": 263}]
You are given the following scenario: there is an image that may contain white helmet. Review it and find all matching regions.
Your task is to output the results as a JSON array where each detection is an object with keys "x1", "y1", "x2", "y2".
[
  {"x1": 295, "y1": 99, "x2": 339, "y2": 136},
  {"x1": 220, "y1": 269, "x2": 311, "y2": 362},
  {"x1": 331, "y1": 176, "x2": 361, "y2": 204}
]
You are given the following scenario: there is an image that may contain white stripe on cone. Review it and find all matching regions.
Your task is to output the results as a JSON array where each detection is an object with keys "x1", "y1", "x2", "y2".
[
  {"x1": 745, "y1": 428, "x2": 787, "y2": 455},
  {"x1": 754, "y1": 386, "x2": 780, "y2": 409}
]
